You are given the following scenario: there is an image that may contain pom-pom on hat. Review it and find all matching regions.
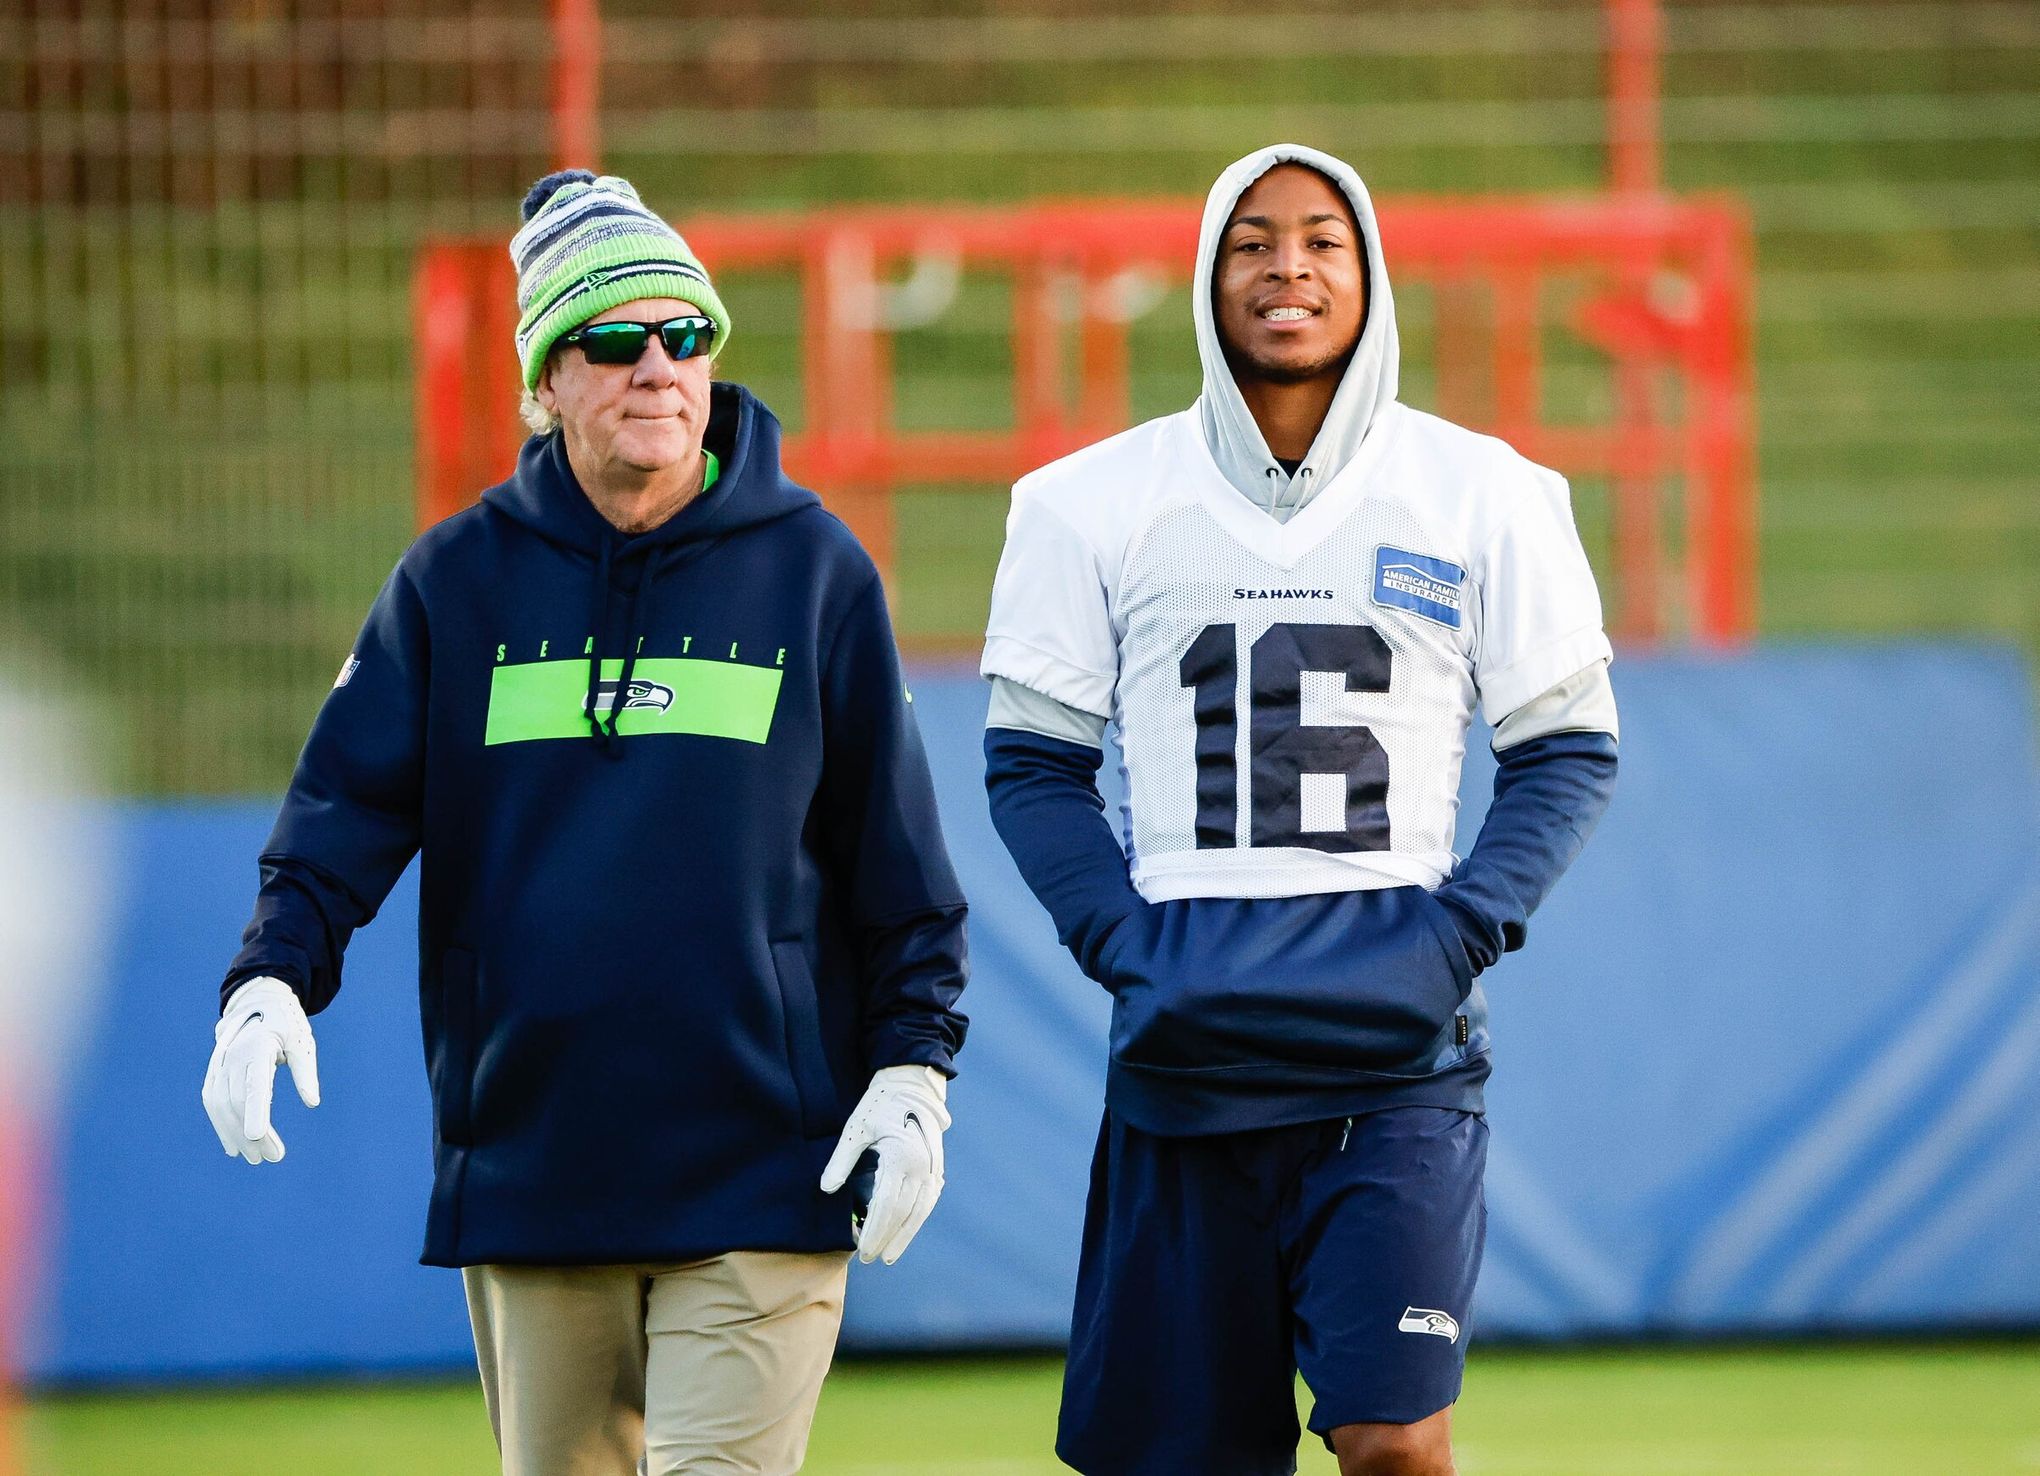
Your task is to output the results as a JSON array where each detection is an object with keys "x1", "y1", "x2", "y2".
[{"x1": 510, "y1": 169, "x2": 732, "y2": 390}]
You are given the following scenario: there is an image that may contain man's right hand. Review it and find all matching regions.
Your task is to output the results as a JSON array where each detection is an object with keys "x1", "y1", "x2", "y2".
[{"x1": 202, "y1": 977, "x2": 321, "y2": 1164}]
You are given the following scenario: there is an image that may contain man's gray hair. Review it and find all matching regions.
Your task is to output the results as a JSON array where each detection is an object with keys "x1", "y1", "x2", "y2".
[{"x1": 519, "y1": 387, "x2": 559, "y2": 436}]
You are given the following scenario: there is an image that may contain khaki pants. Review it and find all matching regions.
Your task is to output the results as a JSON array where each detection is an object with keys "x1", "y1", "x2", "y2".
[{"x1": 463, "y1": 1252, "x2": 851, "y2": 1476}]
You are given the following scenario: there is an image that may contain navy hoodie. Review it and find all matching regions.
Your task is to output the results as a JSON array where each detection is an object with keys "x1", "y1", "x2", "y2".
[{"x1": 226, "y1": 382, "x2": 969, "y2": 1267}]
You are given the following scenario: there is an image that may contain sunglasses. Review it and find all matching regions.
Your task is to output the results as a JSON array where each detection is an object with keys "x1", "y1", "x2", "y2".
[{"x1": 559, "y1": 315, "x2": 716, "y2": 366}]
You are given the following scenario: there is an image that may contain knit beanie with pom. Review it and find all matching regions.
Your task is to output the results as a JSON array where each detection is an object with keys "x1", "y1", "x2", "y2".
[{"x1": 510, "y1": 169, "x2": 733, "y2": 389}]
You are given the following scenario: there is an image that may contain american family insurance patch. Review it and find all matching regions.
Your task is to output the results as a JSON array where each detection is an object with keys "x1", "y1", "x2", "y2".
[{"x1": 1372, "y1": 546, "x2": 1466, "y2": 628}]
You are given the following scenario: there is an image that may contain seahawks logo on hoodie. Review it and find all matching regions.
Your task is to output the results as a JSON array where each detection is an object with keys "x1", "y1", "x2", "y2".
[
  {"x1": 587, "y1": 679, "x2": 675, "y2": 717},
  {"x1": 485, "y1": 656, "x2": 781, "y2": 747}
]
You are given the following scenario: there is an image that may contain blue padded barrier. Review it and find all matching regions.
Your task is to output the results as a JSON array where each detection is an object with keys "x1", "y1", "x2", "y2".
[{"x1": 22, "y1": 645, "x2": 2040, "y2": 1382}]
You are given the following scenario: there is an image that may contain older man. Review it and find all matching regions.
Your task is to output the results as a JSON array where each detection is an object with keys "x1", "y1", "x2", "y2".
[{"x1": 201, "y1": 170, "x2": 969, "y2": 1476}]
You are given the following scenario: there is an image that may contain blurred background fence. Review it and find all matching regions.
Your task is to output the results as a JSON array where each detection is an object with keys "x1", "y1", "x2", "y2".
[{"x1": 3, "y1": 0, "x2": 2036, "y2": 795}]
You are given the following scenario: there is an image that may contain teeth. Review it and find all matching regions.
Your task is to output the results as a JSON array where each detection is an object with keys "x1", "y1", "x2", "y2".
[{"x1": 1261, "y1": 307, "x2": 1313, "y2": 321}]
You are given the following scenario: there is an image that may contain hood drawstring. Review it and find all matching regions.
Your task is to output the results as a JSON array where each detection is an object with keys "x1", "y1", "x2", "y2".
[
  {"x1": 602, "y1": 551, "x2": 660, "y2": 758},
  {"x1": 583, "y1": 539, "x2": 662, "y2": 756},
  {"x1": 582, "y1": 537, "x2": 722, "y2": 756},
  {"x1": 1286, "y1": 464, "x2": 1314, "y2": 519},
  {"x1": 584, "y1": 539, "x2": 614, "y2": 746},
  {"x1": 1262, "y1": 462, "x2": 1316, "y2": 523}
]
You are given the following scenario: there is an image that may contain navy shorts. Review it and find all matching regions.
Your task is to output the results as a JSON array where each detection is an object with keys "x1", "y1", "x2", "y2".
[{"x1": 1056, "y1": 1106, "x2": 1488, "y2": 1476}]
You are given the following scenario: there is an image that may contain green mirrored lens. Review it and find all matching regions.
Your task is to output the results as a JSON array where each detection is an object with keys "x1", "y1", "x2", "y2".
[
  {"x1": 660, "y1": 318, "x2": 711, "y2": 360},
  {"x1": 577, "y1": 324, "x2": 650, "y2": 363}
]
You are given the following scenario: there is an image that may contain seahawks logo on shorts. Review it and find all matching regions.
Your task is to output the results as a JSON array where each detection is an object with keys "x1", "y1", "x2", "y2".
[
  {"x1": 587, "y1": 679, "x2": 675, "y2": 717},
  {"x1": 1398, "y1": 1307, "x2": 1461, "y2": 1343}
]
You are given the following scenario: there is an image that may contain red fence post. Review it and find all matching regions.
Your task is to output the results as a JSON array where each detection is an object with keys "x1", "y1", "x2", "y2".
[
  {"x1": 415, "y1": 245, "x2": 474, "y2": 531},
  {"x1": 416, "y1": 244, "x2": 519, "y2": 532},
  {"x1": 801, "y1": 227, "x2": 894, "y2": 572},
  {"x1": 1689, "y1": 205, "x2": 1759, "y2": 644},
  {"x1": 551, "y1": 0, "x2": 602, "y2": 171},
  {"x1": 1607, "y1": 0, "x2": 1663, "y2": 196}
]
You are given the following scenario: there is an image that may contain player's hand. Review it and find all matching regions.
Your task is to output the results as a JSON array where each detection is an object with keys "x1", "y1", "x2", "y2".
[
  {"x1": 819, "y1": 1064, "x2": 950, "y2": 1265},
  {"x1": 202, "y1": 976, "x2": 321, "y2": 1164}
]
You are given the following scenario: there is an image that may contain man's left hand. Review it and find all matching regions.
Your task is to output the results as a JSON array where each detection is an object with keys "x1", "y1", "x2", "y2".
[{"x1": 819, "y1": 1064, "x2": 951, "y2": 1265}]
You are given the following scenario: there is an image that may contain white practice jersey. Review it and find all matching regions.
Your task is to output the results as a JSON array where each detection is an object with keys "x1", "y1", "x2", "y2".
[{"x1": 981, "y1": 400, "x2": 1612, "y2": 902}]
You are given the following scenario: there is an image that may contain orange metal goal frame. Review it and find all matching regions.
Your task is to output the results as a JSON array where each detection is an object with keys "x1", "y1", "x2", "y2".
[{"x1": 417, "y1": 194, "x2": 1753, "y2": 644}]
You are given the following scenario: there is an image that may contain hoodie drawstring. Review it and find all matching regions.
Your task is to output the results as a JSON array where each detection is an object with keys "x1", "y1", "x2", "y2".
[
  {"x1": 602, "y1": 553, "x2": 659, "y2": 757},
  {"x1": 1287, "y1": 464, "x2": 1314, "y2": 519},
  {"x1": 584, "y1": 539, "x2": 614, "y2": 746},
  {"x1": 584, "y1": 537, "x2": 726, "y2": 756},
  {"x1": 585, "y1": 545, "x2": 665, "y2": 757},
  {"x1": 1264, "y1": 462, "x2": 1316, "y2": 522}
]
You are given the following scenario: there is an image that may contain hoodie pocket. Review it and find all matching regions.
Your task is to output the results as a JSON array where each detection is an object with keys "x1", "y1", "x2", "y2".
[
  {"x1": 1414, "y1": 888, "x2": 1476, "y2": 998},
  {"x1": 1107, "y1": 887, "x2": 1469, "y2": 1076},
  {"x1": 771, "y1": 940, "x2": 838, "y2": 1138},
  {"x1": 433, "y1": 948, "x2": 479, "y2": 1148}
]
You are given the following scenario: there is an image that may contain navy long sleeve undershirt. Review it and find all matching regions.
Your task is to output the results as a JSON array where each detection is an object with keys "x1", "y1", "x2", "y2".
[
  {"x1": 1431, "y1": 729, "x2": 1618, "y2": 973},
  {"x1": 983, "y1": 728, "x2": 1147, "y2": 984}
]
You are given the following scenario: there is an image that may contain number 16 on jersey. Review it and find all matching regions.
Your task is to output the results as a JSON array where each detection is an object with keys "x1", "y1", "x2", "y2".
[{"x1": 1179, "y1": 621, "x2": 1394, "y2": 854}]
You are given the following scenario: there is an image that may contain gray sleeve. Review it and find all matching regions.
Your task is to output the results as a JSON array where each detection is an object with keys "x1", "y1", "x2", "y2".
[
  {"x1": 1492, "y1": 658, "x2": 1619, "y2": 750},
  {"x1": 986, "y1": 675, "x2": 1109, "y2": 748}
]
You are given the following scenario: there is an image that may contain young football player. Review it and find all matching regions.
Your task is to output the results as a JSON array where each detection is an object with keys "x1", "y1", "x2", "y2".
[{"x1": 982, "y1": 145, "x2": 1619, "y2": 1476}]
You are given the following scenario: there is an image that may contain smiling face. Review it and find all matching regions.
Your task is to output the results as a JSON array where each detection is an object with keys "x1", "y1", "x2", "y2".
[
  {"x1": 1213, "y1": 164, "x2": 1368, "y2": 389},
  {"x1": 535, "y1": 296, "x2": 711, "y2": 480}
]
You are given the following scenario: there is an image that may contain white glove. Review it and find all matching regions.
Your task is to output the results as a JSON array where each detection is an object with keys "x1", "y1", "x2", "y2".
[
  {"x1": 819, "y1": 1064, "x2": 951, "y2": 1266},
  {"x1": 201, "y1": 977, "x2": 321, "y2": 1164}
]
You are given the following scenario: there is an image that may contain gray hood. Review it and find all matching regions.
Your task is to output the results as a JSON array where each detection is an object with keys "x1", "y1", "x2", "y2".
[{"x1": 1193, "y1": 143, "x2": 1399, "y2": 522}]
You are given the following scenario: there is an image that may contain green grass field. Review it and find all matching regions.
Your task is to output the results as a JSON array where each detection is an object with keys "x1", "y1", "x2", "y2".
[{"x1": 27, "y1": 1343, "x2": 2040, "y2": 1475}]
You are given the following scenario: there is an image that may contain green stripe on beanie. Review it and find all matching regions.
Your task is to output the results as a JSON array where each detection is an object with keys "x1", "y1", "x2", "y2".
[{"x1": 511, "y1": 170, "x2": 733, "y2": 390}]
